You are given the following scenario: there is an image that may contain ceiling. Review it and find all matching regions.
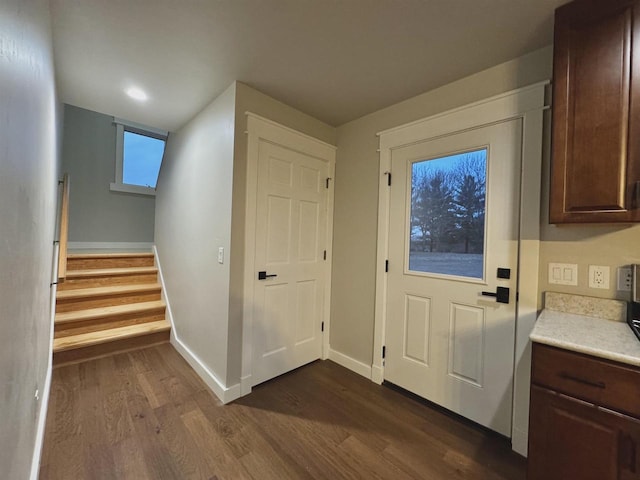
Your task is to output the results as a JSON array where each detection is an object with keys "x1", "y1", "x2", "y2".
[{"x1": 50, "y1": 0, "x2": 566, "y2": 132}]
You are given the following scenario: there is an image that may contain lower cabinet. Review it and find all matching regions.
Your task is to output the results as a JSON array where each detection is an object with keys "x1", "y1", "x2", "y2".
[
  {"x1": 528, "y1": 343, "x2": 640, "y2": 480},
  {"x1": 528, "y1": 385, "x2": 640, "y2": 480}
]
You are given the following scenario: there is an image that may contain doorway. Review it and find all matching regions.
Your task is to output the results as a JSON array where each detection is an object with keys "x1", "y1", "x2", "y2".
[
  {"x1": 242, "y1": 114, "x2": 336, "y2": 392},
  {"x1": 385, "y1": 120, "x2": 522, "y2": 435},
  {"x1": 373, "y1": 84, "x2": 546, "y2": 450}
]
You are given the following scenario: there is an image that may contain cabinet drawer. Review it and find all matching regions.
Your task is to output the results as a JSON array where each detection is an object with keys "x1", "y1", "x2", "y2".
[{"x1": 532, "y1": 343, "x2": 640, "y2": 418}]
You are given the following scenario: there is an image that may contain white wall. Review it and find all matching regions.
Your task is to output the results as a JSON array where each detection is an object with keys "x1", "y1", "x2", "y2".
[
  {"x1": 0, "y1": 0, "x2": 60, "y2": 477},
  {"x1": 155, "y1": 83, "x2": 236, "y2": 390},
  {"x1": 61, "y1": 104, "x2": 156, "y2": 244}
]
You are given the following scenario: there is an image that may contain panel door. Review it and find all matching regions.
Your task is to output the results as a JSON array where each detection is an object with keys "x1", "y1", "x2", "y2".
[
  {"x1": 252, "y1": 140, "x2": 328, "y2": 386},
  {"x1": 384, "y1": 120, "x2": 522, "y2": 436}
]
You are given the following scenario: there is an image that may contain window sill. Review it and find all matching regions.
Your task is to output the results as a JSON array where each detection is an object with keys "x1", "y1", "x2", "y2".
[{"x1": 109, "y1": 182, "x2": 156, "y2": 196}]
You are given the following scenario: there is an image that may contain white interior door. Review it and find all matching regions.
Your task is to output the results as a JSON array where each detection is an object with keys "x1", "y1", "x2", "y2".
[
  {"x1": 252, "y1": 140, "x2": 329, "y2": 386},
  {"x1": 384, "y1": 119, "x2": 522, "y2": 436}
]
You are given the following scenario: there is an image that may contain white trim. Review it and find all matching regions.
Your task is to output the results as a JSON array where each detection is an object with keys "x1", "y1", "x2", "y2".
[
  {"x1": 328, "y1": 348, "x2": 372, "y2": 379},
  {"x1": 109, "y1": 182, "x2": 156, "y2": 196},
  {"x1": 153, "y1": 246, "x2": 240, "y2": 404},
  {"x1": 371, "y1": 365, "x2": 384, "y2": 384},
  {"x1": 170, "y1": 334, "x2": 241, "y2": 404},
  {"x1": 113, "y1": 117, "x2": 168, "y2": 138},
  {"x1": 374, "y1": 82, "x2": 547, "y2": 456},
  {"x1": 376, "y1": 81, "x2": 550, "y2": 137},
  {"x1": 112, "y1": 118, "x2": 166, "y2": 196},
  {"x1": 240, "y1": 375, "x2": 252, "y2": 396},
  {"x1": 242, "y1": 113, "x2": 336, "y2": 393},
  {"x1": 68, "y1": 241, "x2": 154, "y2": 251},
  {"x1": 244, "y1": 112, "x2": 337, "y2": 151}
]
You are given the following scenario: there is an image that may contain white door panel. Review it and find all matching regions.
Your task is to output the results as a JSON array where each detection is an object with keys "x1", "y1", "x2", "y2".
[
  {"x1": 253, "y1": 141, "x2": 328, "y2": 386},
  {"x1": 385, "y1": 120, "x2": 522, "y2": 436}
]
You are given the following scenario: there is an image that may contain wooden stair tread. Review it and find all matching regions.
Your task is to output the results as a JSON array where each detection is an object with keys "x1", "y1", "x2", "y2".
[
  {"x1": 65, "y1": 266, "x2": 158, "y2": 278},
  {"x1": 53, "y1": 320, "x2": 171, "y2": 352},
  {"x1": 55, "y1": 300, "x2": 166, "y2": 324},
  {"x1": 67, "y1": 252, "x2": 154, "y2": 259},
  {"x1": 57, "y1": 283, "x2": 161, "y2": 300}
]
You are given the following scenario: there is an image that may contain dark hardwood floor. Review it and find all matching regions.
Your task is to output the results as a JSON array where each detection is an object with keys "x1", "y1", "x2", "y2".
[{"x1": 40, "y1": 344, "x2": 526, "y2": 479}]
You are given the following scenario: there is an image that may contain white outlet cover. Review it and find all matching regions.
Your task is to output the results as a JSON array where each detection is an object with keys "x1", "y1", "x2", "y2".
[
  {"x1": 588, "y1": 265, "x2": 610, "y2": 289},
  {"x1": 617, "y1": 266, "x2": 632, "y2": 291}
]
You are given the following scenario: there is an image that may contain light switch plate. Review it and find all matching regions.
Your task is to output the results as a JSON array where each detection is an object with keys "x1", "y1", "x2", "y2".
[
  {"x1": 548, "y1": 263, "x2": 578, "y2": 286},
  {"x1": 218, "y1": 247, "x2": 224, "y2": 264}
]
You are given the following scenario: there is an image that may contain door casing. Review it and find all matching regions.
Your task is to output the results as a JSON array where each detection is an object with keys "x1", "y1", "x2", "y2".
[
  {"x1": 242, "y1": 112, "x2": 336, "y2": 396},
  {"x1": 373, "y1": 83, "x2": 547, "y2": 455}
]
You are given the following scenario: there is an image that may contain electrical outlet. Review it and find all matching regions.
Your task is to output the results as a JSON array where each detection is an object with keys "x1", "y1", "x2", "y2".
[
  {"x1": 589, "y1": 265, "x2": 610, "y2": 289},
  {"x1": 618, "y1": 266, "x2": 633, "y2": 291}
]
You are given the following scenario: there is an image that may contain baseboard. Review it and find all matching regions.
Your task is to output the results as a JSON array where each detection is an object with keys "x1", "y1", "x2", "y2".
[
  {"x1": 29, "y1": 363, "x2": 52, "y2": 480},
  {"x1": 67, "y1": 241, "x2": 154, "y2": 251},
  {"x1": 154, "y1": 247, "x2": 240, "y2": 405},
  {"x1": 170, "y1": 334, "x2": 241, "y2": 404},
  {"x1": 511, "y1": 426, "x2": 528, "y2": 457},
  {"x1": 328, "y1": 348, "x2": 372, "y2": 379}
]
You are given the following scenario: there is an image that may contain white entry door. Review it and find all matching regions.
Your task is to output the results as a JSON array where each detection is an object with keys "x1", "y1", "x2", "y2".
[
  {"x1": 384, "y1": 119, "x2": 522, "y2": 436},
  {"x1": 252, "y1": 140, "x2": 329, "y2": 386}
]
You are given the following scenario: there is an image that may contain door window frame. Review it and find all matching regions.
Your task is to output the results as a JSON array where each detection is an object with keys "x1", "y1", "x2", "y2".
[
  {"x1": 373, "y1": 82, "x2": 548, "y2": 455},
  {"x1": 110, "y1": 117, "x2": 168, "y2": 196}
]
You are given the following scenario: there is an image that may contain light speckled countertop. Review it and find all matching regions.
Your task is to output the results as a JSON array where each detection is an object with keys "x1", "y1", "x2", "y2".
[{"x1": 531, "y1": 306, "x2": 640, "y2": 367}]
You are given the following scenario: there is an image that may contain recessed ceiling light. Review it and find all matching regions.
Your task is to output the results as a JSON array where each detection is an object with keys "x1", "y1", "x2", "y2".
[{"x1": 126, "y1": 87, "x2": 148, "y2": 101}]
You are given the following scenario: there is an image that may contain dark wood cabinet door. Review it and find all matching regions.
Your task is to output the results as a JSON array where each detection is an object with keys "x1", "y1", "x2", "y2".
[
  {"x1": 550, "y1": 0, "x2": 640, "y2": 223},
  {"x1": 528, "y1": 385, "x2": 640, "y2": 480}
]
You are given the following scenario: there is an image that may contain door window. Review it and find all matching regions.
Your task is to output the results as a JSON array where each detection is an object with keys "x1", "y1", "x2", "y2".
[{"x1": 409, "y1": 149, "x2": 487, "y2": 279}]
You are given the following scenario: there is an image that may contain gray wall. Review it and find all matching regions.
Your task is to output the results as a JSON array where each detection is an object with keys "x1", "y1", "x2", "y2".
[
  {"x1": 61, "y1": 104, "x2": 155, "y2": 243},
  {"x1": 330, "y1": 46, "x2": 553, "y2": 365},
  {"x1": 0, "y1": 0, "x2": 61, "y2": 477},
  {"x1": 155, "y1": 83, "x2": 237, "y2": 385}
]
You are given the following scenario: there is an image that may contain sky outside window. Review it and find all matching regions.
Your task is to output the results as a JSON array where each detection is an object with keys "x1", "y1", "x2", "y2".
[{"x1": 123, "y1": 131, "x2": 165, "y2": 188}]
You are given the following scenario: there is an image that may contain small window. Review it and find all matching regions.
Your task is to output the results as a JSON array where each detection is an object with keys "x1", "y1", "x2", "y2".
[{"x1": 110, "y1": 118, "x2": 168, "y2": 196}]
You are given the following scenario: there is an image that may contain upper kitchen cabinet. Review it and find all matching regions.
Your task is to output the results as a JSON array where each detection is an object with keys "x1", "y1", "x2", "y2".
[{"x1": 550, "y1": 0, "x2": 640, "y2": 223}]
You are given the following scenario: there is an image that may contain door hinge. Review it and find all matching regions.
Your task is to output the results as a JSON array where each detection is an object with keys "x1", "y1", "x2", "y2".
[
  {"x1": 382, "y1": 346, "x2": 386, "y2": 359},
  {"x1": 385, "y1": 260, "x2": 389, "y2": 272},
  {"x1": 516, "y1": 291, "x2": 519, "y2": 302},
  {"x1": 326, "y1": 177, "x2": 332, "y2": 189},
  {"x1": 323, "y1": 250, "x2": 327, "y2": 260},
  {"x1": 321, "y1": 321, "x2": 325, "y2": 332}
]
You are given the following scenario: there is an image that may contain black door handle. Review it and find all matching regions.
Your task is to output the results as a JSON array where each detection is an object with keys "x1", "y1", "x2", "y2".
[
  {"x1": 258, "y1": 271, "x2": 277, "y2": 280},
  {"x1": 481, "y1": 286, "x2": 510, "y2": 304}
]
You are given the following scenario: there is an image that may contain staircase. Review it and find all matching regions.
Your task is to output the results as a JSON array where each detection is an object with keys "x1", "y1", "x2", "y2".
[{"x1": 53, "y1": 252, "x2": 171, "y2": 365}]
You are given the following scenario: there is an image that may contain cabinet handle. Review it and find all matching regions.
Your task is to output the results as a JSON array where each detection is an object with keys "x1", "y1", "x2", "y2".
[
  {"x1": 559, "y1": 372, "x2": 605, "y2": 389},
  {"x1": 620, "y1": 434, "x2": 637, "y2": 473}
]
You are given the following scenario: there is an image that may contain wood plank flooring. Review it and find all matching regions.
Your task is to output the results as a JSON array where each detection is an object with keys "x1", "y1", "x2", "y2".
[{"x1": 40, "y1": 344, "x2": 526, "y2": 479}]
